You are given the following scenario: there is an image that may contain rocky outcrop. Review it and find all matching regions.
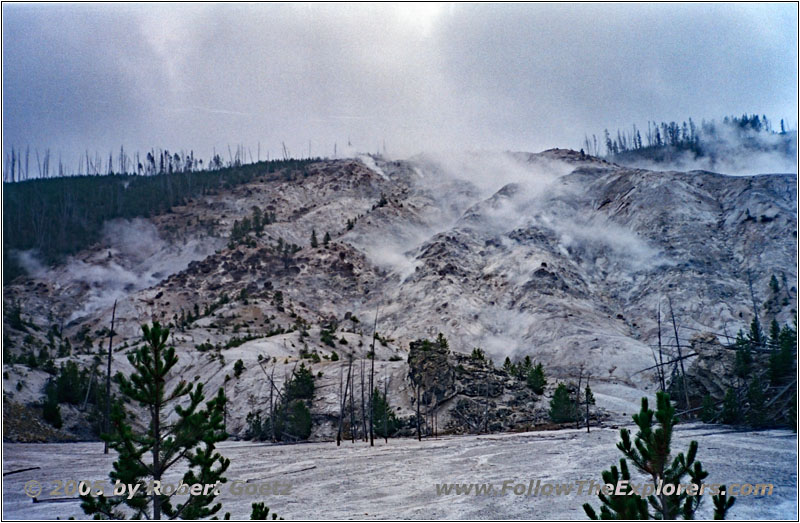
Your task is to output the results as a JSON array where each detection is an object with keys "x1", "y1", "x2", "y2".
[{"x1": 406, "y1": 338, "x2": 547, "y2": 434}]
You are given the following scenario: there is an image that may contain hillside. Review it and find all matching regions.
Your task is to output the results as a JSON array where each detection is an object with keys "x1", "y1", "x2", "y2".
[{"x1": 2, "y1": 150, "x2": 797, "y2": 440}]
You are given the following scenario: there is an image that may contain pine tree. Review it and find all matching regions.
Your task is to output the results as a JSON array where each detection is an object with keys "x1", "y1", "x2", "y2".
[
  {"x1": 234, "y1": 359, "x2": 245, "y2": 378},
  {"x1": 80, "y1": 322, "x2": 261, "y2": 520},
  {"x1": 251, "y1": 502, "x2": 281, "y2": 520},
  {"x1": 323, "y1": 231, "x2": 331, "y2": 246},
  {"x1": 746, "y1": 376, "x2": 766, "y2": 428},
  {"x1": 700, "y1": 394, "x2": 716, "y2": 423},
  {"x1": 526, "y1": 363, "x2": 546, "y2": 395},
  {"x1": 747, "y1": 316, "x2": 764, "y2": 349},
  {"x1": 372, "y1": 388, "x2": 399, "y2": 438},
  {"x1": 720, "y1": 388, "x2": 741, "y2": 425},
  {"x1": 310, "y1": 229, "x2": 318, "y2": 248},
  {"x1": 584, "y1": 392, "x2": 735, "y2": 520},
  {"x1": 549, "y1": 383, "x2": 577, "y2": 423},
  {"x1": 769, "y1": 323, "x2": 797, "y2": 385}
]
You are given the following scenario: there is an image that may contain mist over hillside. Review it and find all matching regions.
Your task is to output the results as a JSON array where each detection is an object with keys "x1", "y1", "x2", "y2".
[{"x1": 585, "y1": 114, "x2": 797, "y2": 175}]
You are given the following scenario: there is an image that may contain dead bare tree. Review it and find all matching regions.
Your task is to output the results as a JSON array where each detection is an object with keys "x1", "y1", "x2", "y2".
[
  {"x1": 383, "y1": 368, "x2": 390, "y2": 443},
  {"x1": 576, "y1": 368, "x2": 585, "y2": 430},
  {"x1": 668, "y1": 296, "x2": 691, "y2": 411},
  {"x1": 483, "y1": 371, "x2": 489, "y2": 433},
  {"x1": 585, "y1": 374, "x2": 591, "y2": 433},
  {"x1": 369, "y1": 306, "x2": 379, "y2": 447},
  {"x1": 349, "y1": 355, "x2": 355, "y2": 443},
  {"x1": 360, "y1": 358, "x2": 367, "y2": 441},
  {"x1": 415, "y1": 383, "x2": 421, "y2": 441},
  {"x1": 656, "y1": 301, "x2": 666, "y2": 391},
  {"x1": 104, "y1": 300, "x2": 117, "y2": 454},
  {"x1": 337, "y1": 355, "x2": 353, "y2": 446}
]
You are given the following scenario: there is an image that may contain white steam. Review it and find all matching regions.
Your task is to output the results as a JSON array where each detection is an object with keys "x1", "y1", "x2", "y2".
[{"x1": 15, "y1": 218, "x2": 221, "y2": 323}]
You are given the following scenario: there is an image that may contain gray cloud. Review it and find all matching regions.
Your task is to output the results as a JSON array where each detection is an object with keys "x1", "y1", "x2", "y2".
[{"x1": 2, "y1": 3, "x2": 797, "y2": 165}]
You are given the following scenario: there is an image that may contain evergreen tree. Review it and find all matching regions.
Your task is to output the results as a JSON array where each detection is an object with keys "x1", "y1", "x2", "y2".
[
  {"x1": 503, "y1": 356, "x2": 512, "y2": 373},
  {"x1": 769, "y1": 323, "x2": 797, "y2": 385},
  {"x1": 584, "y1": 392, "x2": 735, "y2": 520},
  {"x1": 234, "y1": 359, "x2": 245, "y2": 378},
  {"x1": 769, "y1": 274, "x2": 780, "y2": 295},
  {"x1": 41, "y1": 384, "x2": 63, "y2": 429},
  {"x1": 310, "y1": 229, "x2": 318, "y2": 248},
  {"x1": 769, "y1": 319, "x2": 781, "y2": 348},
  {"x1": 526, "y1": 363, "x2": 546, "y2": 395},
  {"x1": 80, "y1": 322, "x2": 246, "y2": 520},
  {"x1": 549, "y1": 383, "x2": 578, "y2": 423},
  {"x1": 700, "y1": 394, "x2": 716, "y2": 423},
  {"x1": 323, "y1": 231, "x2": 331, "y2": 246},
  {"x1": 250, "y1": 502, "x2": 281, "y2": 520},
  {"x1": 372, "y1": 388, "x2": 399, "y2": 438},
  {"x1": 746, "y1": 376, "x2": 766, "y2": 428},
  {"x1": 720, "y1": 388, "x2": 741, "y2": 425},
  {"x1": 747, "y1": 317, "x2": 764, "y2": 349},
  {"x1": 284, "y1": 362, "x2": 315, "y2": 401},
  {"x1": 274, "y1": 399, "x2": 312, "y2": 441}
]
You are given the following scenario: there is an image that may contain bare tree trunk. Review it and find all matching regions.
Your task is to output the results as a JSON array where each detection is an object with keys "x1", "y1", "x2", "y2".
[
  {"x1": 668, "y1": 296, "x2": 691, "y2": 411},
  {"x1": 657, "y1": 301, "x2": 665, "y2": 392},
  {"x1": 576, "y1": 369, "x2": 583, "y2": 430},
  {"x1": 483, "y1": 373, "x2": 489, "y2": 434},
  {"x1": 270, "y1": 364, "x2": 276, "y2": 441},
  {"x1": 104, "y1": 300, "x2": 117, "y2": 454},
  {"x1": 383, "y1": 368, "x2": 390, "y2": 443},
  {"x1": 585, "y1": 375, "x2": 591, "y2": 433},
  {"x1": 361, "y1": 359, "x2": 367, "y2": 441},
  {"x1": 337, "y1": 366, "x2": 344, "y2": 446},
  {"x1": 349, "y1": 356, "x2": 355, "y2": 443},
  {"x1": 369, "y1": 307, "x2": 379, "y2": 447},
  {"x1": 415, "y1": 384, "x2": 421, "y2": 441}
]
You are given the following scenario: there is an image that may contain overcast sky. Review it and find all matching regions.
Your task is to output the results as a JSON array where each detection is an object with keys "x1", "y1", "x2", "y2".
[{"x1": 3, "y1": 2, "x2": 797, "y2": 166}]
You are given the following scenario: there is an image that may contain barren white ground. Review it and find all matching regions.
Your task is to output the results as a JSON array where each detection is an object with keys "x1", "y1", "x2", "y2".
[{"x1": 3, "y1": 423, "x2": 796, "y2": 520}]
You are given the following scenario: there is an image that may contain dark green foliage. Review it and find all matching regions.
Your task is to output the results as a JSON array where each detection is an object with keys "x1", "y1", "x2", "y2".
[
  {"x1": 713, "y1": 488, "x2": 736, "y2": 520},
  {"x1": 330, "y1": 350, "x2": 339, "y2": 361},
  {"x1": 583, "y1": 458, "x2": 649, "y2": 519},
  {"x1": 234, "y1": 359, "x2": 245, "y2": 378},
  {"x1": 526, "y1": 363, "x2": 546, "y2": 395},
  {"x1": 310, "y1": 229, "x2": 318, "y2": 248},
  {"x1": 746, "y1": 376, "x2": 766, "y2": 428},
  {"x1": 4, "y1": 158, "x2": 316, "y2": 283},
  {"x1": 274, "y1": 399, "x2": 312, "y2": 441},
  {"x1": 284, "y1": 363, "x2": 315, "y2": 402},
  {"x1": 549, "y1": 383, "x2": 578, "y2": 423},
  {"x1": 584, "y1": 392, "x2": 734, "y2": 520},
  {"x1": 503, "y1": 356, "x2": 512, "y2": 373},
  {"x1": 600, "y1": 113, "x2": 794, "y2": 170},
  {"x1": 7, "y1": 301, "x2": 27, "y2": 331},
  {"x1": 769, "y1": 274, "x2": 780, "y2": 295},
  {"x1": 48, "y1": 360, "x2": 98, "y2": 406},
  {"x1": 80, "y1": 322, "x2": 231, "y2": 520},
  {"x1": 748, "y1": 317, "x2": 764, "y2": 349},
  {"x1": 248, "y1": 363, "x2": 315, "y2": 442},
  {"x1": 42, "y1": 387, "x2": 63, "y2": 429},
  {"x1": 769, "y1": 322, "x2": 797, "y2": 386},
  {"x1": 470, "y1": 347, "x2": 485, "y2": 361},
  {"x1": 250, "y1": 502, "x2": 281, "y2": 520},
  {"x1": 323, "y1": 231, "x2": 331, "y2": 246},
  {"x1": 372, "y1": 388, "x2": 400, "y2": 438},
  {"x1": 720, "y1": 388, "x2": 741, "y2": 425},
  {"x1": 700, "y1": 394, "x2": 716, "y2": 423},
  {"x1": 584, "y1": 384, "x2": 595, "y2": 406},
  {"x1": 436, "y1": 332, "x2": 449, "y2": 351},
  {"x1": 320, "y1": 329, "x2": 335, "y2": 347},
  {"x1": 733, "y1": 344, "x2": 752, "y2": 380}
]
